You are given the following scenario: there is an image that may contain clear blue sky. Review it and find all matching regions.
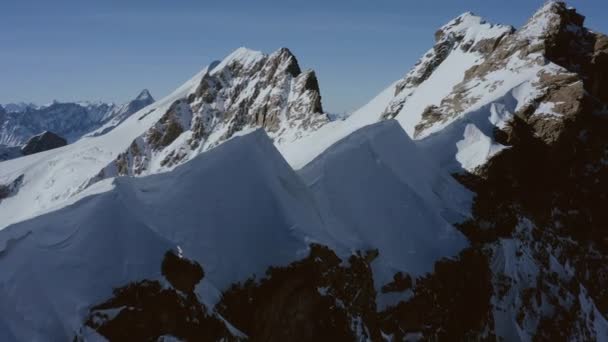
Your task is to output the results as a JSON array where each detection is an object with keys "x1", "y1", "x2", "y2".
[{"x1": 1, "y1": 0, "x2": 606, "y2": 113}]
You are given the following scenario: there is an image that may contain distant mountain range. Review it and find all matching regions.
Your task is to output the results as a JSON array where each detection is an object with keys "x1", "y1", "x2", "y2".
[{"x1": 0, "y1": 89, "x2": 154, "y2": 147}]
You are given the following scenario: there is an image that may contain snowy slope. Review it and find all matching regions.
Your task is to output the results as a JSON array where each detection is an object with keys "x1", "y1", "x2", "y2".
[
  {"x1": 0, "y1": 124, "x2": 469, "y2": 340},
  {"x1": 0, "y1": 68, "x2": 206, "y2": 229},
  {"x1": 298, "y1": 120, "x2": 470, "y2": 307},
  {"x1": 0, "y1": 130, "x2": 323, "y2": 340}
]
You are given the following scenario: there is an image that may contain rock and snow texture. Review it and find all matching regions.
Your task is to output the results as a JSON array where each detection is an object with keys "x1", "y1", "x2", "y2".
[
  {"x1": 298, "y1": 120, "x2": 470, "y2": 306},
  {"x1": 0, "y1": 64, "x2": 211, "y2": 229},
  {"x1": 0, "y1": 125, "x2": 468, "y2": 340},
  {"x1": 0, "y1": 89, "x2": 155, "y2": 146},
  {"x1": 94, "y1": 47, "x2": 327, "y2": 180},
  {"x1": 281, "y1": 1, "x2": 600, "y2": 175},
  {"x1": 1, "y1": 1, "x2": 608, "y2": 340},
  {"x1": 0, "y1": 47, "x2": 327, "y2": 230}
]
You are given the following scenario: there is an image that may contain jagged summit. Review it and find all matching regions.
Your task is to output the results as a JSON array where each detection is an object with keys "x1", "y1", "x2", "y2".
[
  {"x1": 518, "y1": 0, "x2": 585, "y2": 44},
  {"x1": 135, "y1": 89, "x2": 154, "y2": 102},
  {"x1": 86, "y1": 46, "x2": 328, "y2": 183}
]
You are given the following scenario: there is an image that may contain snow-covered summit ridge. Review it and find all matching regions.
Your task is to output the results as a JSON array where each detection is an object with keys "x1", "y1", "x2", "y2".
[{"x1": 339, "y1": 1, "x2": 602, "y2": 173}]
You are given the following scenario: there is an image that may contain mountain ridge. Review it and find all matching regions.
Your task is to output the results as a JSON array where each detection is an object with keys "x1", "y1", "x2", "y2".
[
  {"x1": 1, "y1": 1, "x2": 608, "y2": 340},
  {"x1": 0, "y1": 89, "x2": 155, "y2": 147}
]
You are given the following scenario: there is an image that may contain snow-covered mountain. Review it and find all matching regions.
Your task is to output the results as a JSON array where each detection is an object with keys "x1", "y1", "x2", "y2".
[
  {"x1": 0, "y1": 121, "x2": 470, "y2": 341},
  {"x1": 0, "y1": 89, "x2": 155, "y2": 147},
  {"x1": 2, "y1": 102, "x2": 38, "y2": 113},
  {"x1": 90, "y1": 47, "x2": 327, "y2": 181},
  {"x1": 1, "y1": 1, "x2": 608, "y2": 341}
]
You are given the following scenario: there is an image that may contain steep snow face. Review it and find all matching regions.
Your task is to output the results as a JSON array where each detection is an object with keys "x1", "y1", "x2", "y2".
[
  {"x1": 298, "y1": 120, "x2": 470, "y2": 307},
  {"x1": 382, "y1": 13, "x2": 513, "y2": 135},
  {"x1": 0, "y1": 126, "x2": 469, "y2": 340},
  {"x1": 0, "y1": 131, "x2": 320, "y2": 340},
  {"x1": 0, "y1": 90, "x2": 155, "y2": 146},
  {"x1": 94, "y1": 47, "x2": 328, "y2": 180}
]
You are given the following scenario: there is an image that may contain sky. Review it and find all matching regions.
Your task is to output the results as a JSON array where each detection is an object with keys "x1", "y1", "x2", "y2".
[{"x1": 1, "y1": 0, "x2": 607, "y2": 114}]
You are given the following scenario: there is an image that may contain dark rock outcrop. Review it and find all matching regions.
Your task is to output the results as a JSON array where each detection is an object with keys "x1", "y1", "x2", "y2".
[
  {"x1": 83, "y1": 250, "x2": 233, "y2": 341},
  {"x1": 380, "y1": 248, "x2": 494, "y2": 340},
  {"x1": 20, "y1": 131, "x2": 67, "y2": 155},
  {"x1": 0, "y1": 175, "x2": 24, "y2": 202},
  {"x1": 450, "y1": 5, "x2": 608, "y2": 336},
  {"x1": 161, "y1": 250, "x2": 204, "y2": 294},
  {"x1": 217, "y1": 244, "x2": 380, "y2": 342}
]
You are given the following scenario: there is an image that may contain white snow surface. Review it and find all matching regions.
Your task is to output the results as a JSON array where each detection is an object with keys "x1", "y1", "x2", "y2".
[
  {"x1": 0, "y1": 123, "x2": 470, "y2": 340},
  {"x1": 299, "y1": 120, "x2": 470, "y2": 306}
]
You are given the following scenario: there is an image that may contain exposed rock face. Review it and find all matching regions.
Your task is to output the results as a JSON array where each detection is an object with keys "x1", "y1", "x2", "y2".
[
  {"x1": 382, "y1": 13, "x2": 514, "y2": 122},
  {"x1": 82, "y1": 251, "x2": 234, "y2": 341},
  {"x1": 379, "y1": 248, "x2": 494, "y2": 340},
  {"x1": 456, "y1": 106, "x2": 608, "y2": 339},
  {"x1": 0, "y1": 175, "x2": 23, "y2": 202},
  {"x1": 400, "y1": 2, "x2": 608, "y2": 340},
  {"x1": 1, "y1": 130, "x2": 71, "y2": 162},
  {"x1": 403, "y1": 2, "x2": 605, "y2": 145},
  {"x1": 0, "y1": 89, "x2": 154, "y2": 146},
  {"x1": 93, "y1": 47, "x2": 328, "y2": 180},
  {"x1": 218, "y1": 244, "x2": 380, "y2": 342},
  {"x1": 20, "y1": 131, "x2": 67, "y2": 155}
]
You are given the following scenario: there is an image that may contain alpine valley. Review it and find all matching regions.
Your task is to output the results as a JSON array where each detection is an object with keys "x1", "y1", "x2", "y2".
[{"x1": 1, "y1": 1, "x2": 608, "y2": 341}]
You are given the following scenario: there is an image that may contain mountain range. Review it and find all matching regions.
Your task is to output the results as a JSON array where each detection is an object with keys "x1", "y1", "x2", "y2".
[
  {"x1": 1, "y1": 1, "x2": 607, "y2": 341},
  {"x1": 0, "y1": 89, "x2": 155, "y2": 147}
]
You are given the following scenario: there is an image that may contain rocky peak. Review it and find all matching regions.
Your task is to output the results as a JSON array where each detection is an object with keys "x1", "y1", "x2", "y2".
[
  {"x1": 135, "y1": 89, "x2": 154, "y2": 102},
  {"x1": 383, "y1": 12, "x2": 513, "y2": 121},
  {"x1": 91, "y1": 47, "x2": 328, "y2": 181},
  {"x1": 379, "y1": 1, "x2": 607, "y2": 147},
  {"x1": 127, "y1": 89, "x2": 155, "y2": 111},
  {"x1": 517, "y1": 1, "x2": 586, "y2": 54},
  {"x1": 268, "y1": 47, "x2": 302, "y2": 77},
  {"x1": 20, "y1": 131, "x2": 67, "y2": 155}
]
